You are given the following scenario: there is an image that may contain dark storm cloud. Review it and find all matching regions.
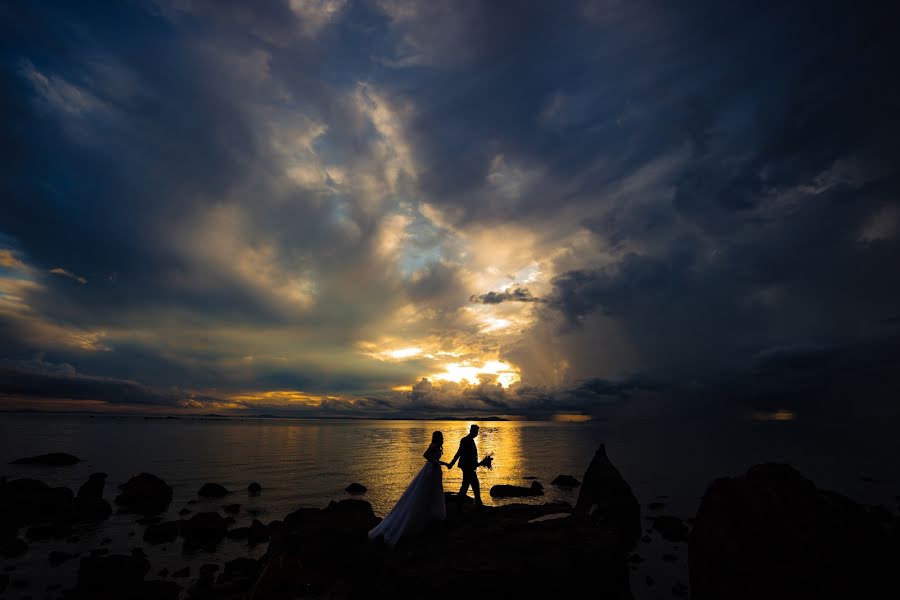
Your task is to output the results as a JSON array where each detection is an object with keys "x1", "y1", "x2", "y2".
[
  {"x1": 2, "y1": 0, "x2": 900, "y2": 417},
  {"x1": 469, "y1": 287, "x2": 544, "y2": 305}
]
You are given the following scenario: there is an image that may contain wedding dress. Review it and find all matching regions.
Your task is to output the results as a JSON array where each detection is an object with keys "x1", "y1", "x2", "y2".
[{"x1": 368, "y1": 444, "x2": 446, "y2": 546}]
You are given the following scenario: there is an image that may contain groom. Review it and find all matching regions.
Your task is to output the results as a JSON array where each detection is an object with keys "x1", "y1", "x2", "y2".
[{"x1": 447, "y1": 424, "x2": 482, "y2": 511}]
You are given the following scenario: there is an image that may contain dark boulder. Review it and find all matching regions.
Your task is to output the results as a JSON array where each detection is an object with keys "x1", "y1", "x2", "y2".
[
  {"x1": 0, "y1": 478, "x2": 74, "y2": 526},
  {"x1": 11, "y1": 452, "x2": 80, "y2": 466},
  {"x1": 48, "y1": 550, "x2": 75, "y2": 566},
  {"x1": 115, "y1": 473, "x2": 173, "y2": 515},
  {"x1": 223, "y1": 503, "x2": 241, "y2": 514},
  {"x1": 689, "y1": 463, "x2": 900, "y2": 599},
  {"x1": 248, "y1": 519, "x2": 270, "y2": 545},
  {"x1": 198, "y1": 482, "x2": 229, "y2": 498},
  {"x1": 0, "y1": 538, "x2": 27, "y2": 558},
  {"x1": 574, "y1": 444, "x2": 641, "y2": 550},
  {"x1": 345, "y1": 482, "x2": 367, "y2": 495},
  {"x1": 490, "y1": 481, "x2": 544, "y2": 498},
  {"x1": 652, "y1": 515, "x2": 688, "y2": 542},
  {"x1": 551, "y1": 475, "x2": 581, "y2": 487},
  {"x1": 248, "y1": 482, "x2": 262, "y2": 494},
  {"x1": 75, "y1": 474, "x2": 112, "y2": 521},
  {"x1": 179, "y1": 507, "x2": 191, "y2": 516},
  {"x1": 75, "y1": 552, "x2": 151, "y2": 598},
  {"x1": 226, "y1": 526, "x2": 249, "y2": 540},
  {"x1": 182, "y1": 512, "x2": 227, "y2": 547},
  {"x1": 143, "y1": 520, "x2": 179, "y2": 544}
]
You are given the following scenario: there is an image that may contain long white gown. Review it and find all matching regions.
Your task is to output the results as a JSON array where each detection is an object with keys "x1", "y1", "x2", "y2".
[{"x1": 368, "y1": 445, "x2": 446, "y2": 547}]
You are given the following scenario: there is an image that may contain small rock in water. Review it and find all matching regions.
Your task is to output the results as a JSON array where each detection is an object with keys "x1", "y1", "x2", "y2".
[
  {"x1": 143, "y1": 520, "x2": 179, "y2": 544},
  {"x1": 11, "y1": 453, "x2": 80, "y2": 466},
  {"x1": 248, "y1": 519, "x2": 270, "y2": 545},
  {"x1": 172, "y1": 566, "x2": 190, "y2": 578},
  {"x1": 647, "y1": 501, "x2": 665, "y2": 510},
  {"x1": 248, "y1": 482, "x2": 262, "y2": 494},
  {"x1": 181, "y1": 512, "x2": 227, "y2": 547},
  {"x1": 226, "y1": 527, "x2": 250, "y2": 540},
  {"x1": 115, "y1": 473, "x2": 173, "y2": 515},
  {"x1": 224, "y1": 503, "x2": 241, "y2": 514},
  {"x1": 551, "y1": 475, "x2": 581, "y2": 487},
  {"x1": 198, "y1": 482, "x2": 229, "y2": 497},
  {"x1": 490, "y1": 481, "x2": 544, "y2": 498},
  {"x1": 345, "y1": 483, "x2": 367, "y2": 495},
  {"x1": 179, "y1": 507, "x2": 191, "y2": 516}
]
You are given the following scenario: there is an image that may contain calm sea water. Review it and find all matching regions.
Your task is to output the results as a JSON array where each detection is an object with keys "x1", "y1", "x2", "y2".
[{"x1": 1, "y1": 413, "x2": 897, "y2": 599}]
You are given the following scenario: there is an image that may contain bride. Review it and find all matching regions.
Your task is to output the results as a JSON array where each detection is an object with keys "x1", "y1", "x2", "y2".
[{"x1": 368, "y1": 431, "x2": 448, "y2": 546}]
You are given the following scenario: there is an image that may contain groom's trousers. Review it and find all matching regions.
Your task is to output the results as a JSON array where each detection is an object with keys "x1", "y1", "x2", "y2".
[{"x1": 457, "y1": 468, "x2": 481, "y2": 508}]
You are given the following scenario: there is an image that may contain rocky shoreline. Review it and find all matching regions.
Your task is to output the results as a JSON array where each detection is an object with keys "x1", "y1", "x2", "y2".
[{"x1": 2, "y1": 446, "x2": 899, "y2": 599}]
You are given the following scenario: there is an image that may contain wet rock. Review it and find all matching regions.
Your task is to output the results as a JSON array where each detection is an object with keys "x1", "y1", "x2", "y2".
[
  {"x1": 0, "y1": 478, "x2": 75, "y2": 526},
  {"x1": 143, "y1": 520, "x2": 179, "y2": 544},
  {"x1": 689, "y1": 463, "x2": 900, "y2": 599},
  {"x1": 551, "y1": 475, "x2": 581, "y2": 487},
  {"x1": 651, "y1": 515, "x2": 688, "y2": 542},
  {"x1": 173, "y1": 566, "x2": 190, "y2": 578},
  {"x1": 574, "y1": 444, "x2": 641, "y2": 550},
  {"x1": 115, "y1": 473, "x2": 173, "y2": 515},
  {"x1": 647, "y1": 501, "x2": 665, "y2": 510},
  {"x1": 74, "y1": 552, "x2": 151, "y2": 598},
  {"x1": 0, "y1": 537, "x2": 27, "y2": 558},
  {"x1": 345, "y1": 483, "x2": 367, "y2": 495},
  {"x1": 26, "y1": 522, "x2": 72, "y2": 540},
  {"x1": 132, "y1": 579, "x2": 181, "y2": 600},
  {"x1": 182, "y1": 512, "x2": 227, "y2": 547},
  {"x1": 226, "y1": 526, "x2": 249, "y2": 540},
  {"x1": 248, "y1": 519, "x2": 270, "y2": 545},
  {"x1": 77, "y1": 472, "x2": 106, "y2": 501},
  {"x1": 198, "y1": 483, "x2": 229, "y2": 498},
  {"x1": 223, "y1": 503, "x2": 241, "y2": 514},
  {"x1": 10, "y1": 453, "x2": 80, "y2": 466},
  {"x1": 48, "y1": 550, "x2": 74, "y2": 566},
  {"x1": 490, "y1": 481, "x2": 544, "y2": 498},
  {"x1": 179, "y1": 507, "x2": 192, "y2": 516},
  {"x1": 224, "y1": 515, "x2": 236, "y2": 526},
  {"x1": 248, "y1": 482, "x2": 262, "y2": 494}
]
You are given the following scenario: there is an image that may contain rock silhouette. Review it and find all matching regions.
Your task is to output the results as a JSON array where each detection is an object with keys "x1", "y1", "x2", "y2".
[
  {"x1": 143, "y1": 521, "x2": 179, "y2": 544},
  {"x1": 198, "y1": 482, "x2": 229, "y2": 498},
  {"x1": 345, "y1": 482, "x2": 367, "y2": 494},
  {"x1": 689, "y1": 463, "x2": 900, "y2": 599},
  {"x1": 115, "y1": 474, "x2": 173, "y2": 515},
  {"x1": 73, "y1": 551, "x2": 150, "y2": 598},
  {"x1": 181, "y1": 512, "x2": 227, "y2": 547},
  {"x1": 551, "y1": 475, "x2": 581, "y2": 487},
  {"x1": 248, "y1": 482, "x2": 262, "y2": 494},
  {"x1": 75, "y1": 473, "x2": 112, "y2": 521},
  {"x1": 574, "y1": 444, "x2": 641, "y2": 551},
  {"x1": 0, "y1": 478, "x2": 75, "y2": 526},
  {"x1": 11, "y1": 452, "x2": 80, "y2": 466},
  {"x1": 248, "y1": 519, "x2": 270, "y2": 545},
  {"x1": 490, "y1": 480, "x2": 544, "y2": 497}
]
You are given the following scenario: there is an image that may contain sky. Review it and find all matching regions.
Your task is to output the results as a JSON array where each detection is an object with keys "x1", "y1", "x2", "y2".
[{"x1": 1, "y1": 0, "x2": 899, "y2": 419}]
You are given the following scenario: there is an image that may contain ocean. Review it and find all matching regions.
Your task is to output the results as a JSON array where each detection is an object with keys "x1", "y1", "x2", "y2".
[{"x1": 1, "y1": 413, "x2": 897, "y2": 599}]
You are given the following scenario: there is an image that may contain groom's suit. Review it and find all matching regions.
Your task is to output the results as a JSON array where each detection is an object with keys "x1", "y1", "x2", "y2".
[{"x1": 450, "y1": 434, "x2": 482, "y2": 507}]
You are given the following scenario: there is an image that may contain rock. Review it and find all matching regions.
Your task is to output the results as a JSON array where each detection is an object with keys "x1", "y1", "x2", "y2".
[
  {"x1": 551, "y1": 475, "x2": 581, "y2": 487},
  {"x1": 574, "y1": 444, "x2": 641, "y2": 550},
  {"x1": 48, "y1": 550, "x2": 74, "y2": 566},
  {"x1": 77, "y1": 473, "x2": 107, "y2": 501},
  {"x1": 179, "y1": 508, "x2": 191, "y2": 516},
  {"x1": 198, "y1": 482, "x2": 229, "y2": 498},
  {"x1": 224, "y1": 515, "x2": 236, "y2": 525},
  {"x1": 651, "y1": 515, "x2": 688, "y2": 542},
  {"x1": 90, "y1": 547, "x2": 109, "y2": 556},
  {"x1": 226, "y1": 526, "x2": 250, "y2": 540},
  {"x1": 182, "y1": 512, "x2": 227, "y2": 547},
  {"x1": 489, "y1": 481, "x2": 544, "y2": 498},
  {"x1": 662, "y1": 553, "x2": 678, "y2": 562},
  {"x1": 75, "y1": 552, "x2": 151, "y2": 597},
  {"x1": 214, "y1": 557, "x2": 261, "y2": 597},
  {"x1": 689, "y1": 463, "x2": 900, "y2": 599},
  {"x1": 115, "y1": 473, "x2": 173, "y2": 515},
  {"x1": 672, "y1": 581, "x2": 689, "y2": 597},
  {"x1": 647, "y1": 501, "x2": 665, "y2": 510},
  {"x1": 252, "y1": 496, "x2": 629, "y2": 599},
  {"x1": 345, "y1": 482, "x2": 367, "y2": 495},
  {"x1": 223, "y1": 503, "x2": 241, "y2": 514},
  {"x1": 248, "y1": 519, "x2": 270, "y2": 545},
  {"x1": 248, "y1": 482, "x2": 262, "y2": 494},
  {"x1": 143, "y1": 520, "x2": 179, "y2": 544},
  {"x1": 0, "y1": 538, "x2": 27, "y2": 558},
  {"x1": 0, "y1": 478, "x2": 75, "y2": 526},
  {"x1": 173, "y1": 566, "x2": 190, "y2": 578},
  {"x1": 132, "y1": 579, "x2": 181, "y2": 600},
  {"x1": 10, "y1": 453, "x2": 80, "y2": 466},
  {"x1": 158, "y1": 567, "x2": 169, "y2": 578},
  {"x1": 26, "y1": 522, "x2": 72, "y2": 540}
]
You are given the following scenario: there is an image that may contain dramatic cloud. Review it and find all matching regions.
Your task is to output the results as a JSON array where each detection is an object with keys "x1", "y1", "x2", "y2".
[{"x1": 1, "y1": 1, "x2": 899, "y2": 418}]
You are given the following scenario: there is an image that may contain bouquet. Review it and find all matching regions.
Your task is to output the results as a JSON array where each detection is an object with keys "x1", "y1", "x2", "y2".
[{"x1": 479, "y1": 453, "x2": 494, "y2": 470}]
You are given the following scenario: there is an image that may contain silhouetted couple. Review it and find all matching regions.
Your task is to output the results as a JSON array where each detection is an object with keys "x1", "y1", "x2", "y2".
[{"x1": 368, "y1": 424, "x2": 489, "y2": 546}]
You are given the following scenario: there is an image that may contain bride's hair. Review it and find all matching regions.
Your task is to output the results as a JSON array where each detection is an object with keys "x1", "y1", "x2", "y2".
[{"x1": 431, "y1": 430, "x2": 443, "y2": 450}]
